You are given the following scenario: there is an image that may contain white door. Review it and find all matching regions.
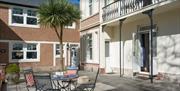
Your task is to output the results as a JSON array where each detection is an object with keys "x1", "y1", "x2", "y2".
[
  {"x1": 132, "y1": 33, "x2": 141, "y2": 73},
  {"x1": 71, "y1": 47, "x2": 79, "y2": 67},
  {"x1": 105, "y1": 41, "x2": 112, "y2": 73}
]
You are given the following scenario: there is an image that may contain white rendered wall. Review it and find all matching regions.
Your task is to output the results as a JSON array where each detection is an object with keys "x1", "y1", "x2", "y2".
[
  {"x1": 80, "y1": 0, "x2": 99, "y2": 20},
  {"x1": 81, "y1": 27, "x2": 100, "y2": 64},
  {"x1": 104, "y1": 8, "x2": 180, "y2": 75}
]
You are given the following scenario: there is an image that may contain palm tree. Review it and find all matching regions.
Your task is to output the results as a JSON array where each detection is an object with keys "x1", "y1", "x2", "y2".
[{"x1": 38, "y1": 0, "x2": 80, "y2": 70}]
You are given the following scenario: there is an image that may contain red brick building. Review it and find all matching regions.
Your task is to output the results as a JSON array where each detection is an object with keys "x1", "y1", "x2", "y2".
[{"x1": 0, "y1": 0, "x2": 80, "y2": 71}]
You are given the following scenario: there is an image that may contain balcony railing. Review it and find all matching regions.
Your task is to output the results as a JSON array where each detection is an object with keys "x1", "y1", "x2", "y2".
[{"x1": 102, "y1": 0, "x2": 168, "y2": 22}]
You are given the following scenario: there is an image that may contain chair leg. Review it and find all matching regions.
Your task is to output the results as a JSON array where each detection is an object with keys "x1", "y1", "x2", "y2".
[
  {"x1": 90, "y1": 88, "x2": 94, "y2": 91},
  {"x1": 26, "y1": 87, "x2": 29, "y2": 91}
]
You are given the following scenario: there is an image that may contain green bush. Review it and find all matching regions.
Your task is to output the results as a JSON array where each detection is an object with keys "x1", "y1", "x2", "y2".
[{"x1": 5, "y1": 64, "x2": 20, "y2": 74}]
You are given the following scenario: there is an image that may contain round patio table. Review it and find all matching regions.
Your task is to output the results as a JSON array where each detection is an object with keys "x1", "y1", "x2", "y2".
[{"x1": 51, "y1": 74, "x2": 78, "y2": 91}]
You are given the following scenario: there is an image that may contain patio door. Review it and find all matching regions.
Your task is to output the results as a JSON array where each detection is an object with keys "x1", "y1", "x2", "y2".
[{"x1": 105, "y1": 41, "x2": 111, "y2": 73}]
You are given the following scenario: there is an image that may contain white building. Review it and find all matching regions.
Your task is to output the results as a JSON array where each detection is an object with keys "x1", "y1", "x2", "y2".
[{"x1": 80, "y1": 0, "x2": 180, "y2": 81}]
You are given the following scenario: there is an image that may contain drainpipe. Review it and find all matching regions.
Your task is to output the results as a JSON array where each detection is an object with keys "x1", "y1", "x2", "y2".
[
  {"x1": 143, "y1": 9, "x2": 154, "y2": 83},
  {"x1": 119, "y1": 18, "x2": 126, "y2": 77}
]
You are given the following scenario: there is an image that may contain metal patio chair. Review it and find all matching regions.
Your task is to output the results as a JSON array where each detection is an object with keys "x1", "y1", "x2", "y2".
[
  {"x1": 23, "y1": 68, "x2": 35, "y2": 91},
  {"x1": 64, "y1": 66, "x2": 79, "y2": 90},
  {"x1": 34, "y1": 73, "x2": 59, "y2": 91},
  {"x1": 75, "y1": 68, "x2": 99, "y2": 91}
]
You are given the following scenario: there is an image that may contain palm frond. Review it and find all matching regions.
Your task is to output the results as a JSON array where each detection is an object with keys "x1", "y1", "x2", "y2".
[{"x1": 38, "y1": 0, "x2": 81, "y2": 28}]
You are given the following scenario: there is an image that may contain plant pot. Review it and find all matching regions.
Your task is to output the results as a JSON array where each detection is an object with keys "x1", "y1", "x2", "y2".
[{"x1": 6, "y1": 73, "x2": 20, "y2": 85}]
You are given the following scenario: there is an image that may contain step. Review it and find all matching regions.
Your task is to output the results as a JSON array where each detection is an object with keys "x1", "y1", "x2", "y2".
[{"x1": 136, "y1": 72, "x2": 150, "y2": 80}]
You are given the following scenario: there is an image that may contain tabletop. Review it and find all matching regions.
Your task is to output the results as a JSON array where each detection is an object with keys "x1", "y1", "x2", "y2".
[{"x1": 51, "y1": 74, "x2": 78, "y2": 81}]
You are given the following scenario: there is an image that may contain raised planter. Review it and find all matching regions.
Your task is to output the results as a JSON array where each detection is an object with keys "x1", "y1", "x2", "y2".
[{"x1": 5, "y1": 64, "x2": 20, "y2": 85}]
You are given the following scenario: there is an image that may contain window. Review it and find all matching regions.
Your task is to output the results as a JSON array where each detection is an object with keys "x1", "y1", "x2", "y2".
[
  {"x1": 10, "y1": 7, "x2": 38, "y2": 27},
  {"x1": 89, "y1": 0, "x2": 93, "y2": 15},
  {"x1": 12, "y1": 43, "x2": 23, "y2": 59},
  {"x1": 86, "y1": 34, "x2": 93, "y2": 60},
  {"x1": 56, "y1": 44, "x2": 60, "y2": 56},
  {"x1": 12, "y1": 8, "x2": 24, "y2": 24},
  {"x1": 55, "y1": 44, "x2": 64, "y2": 58},
  {"x1": 26, "y1": 10, "x2": 38, "y2": 25},
  {"x1": 11, "y1": 43, "x2": 39, "y2": 62},
  {"x1": 65, "y1": 22, "x2": 76, "y2": 29},
  {"x1": 27, "y1": 44, "x2": 37, "y2": 59}
]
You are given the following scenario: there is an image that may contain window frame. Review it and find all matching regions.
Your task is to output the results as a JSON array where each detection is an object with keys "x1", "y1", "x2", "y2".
[
  {"x1": 11, "y1": 8, "x2": 24, "y2": 24},
  {"x1": 89, "y1": 0, "x2": 93, "y2": 15},
  {"x1": 54, "y1": 44, "x2": 65, "y2": 58},
  {"x1": 26, "y1": 9, "x2": 38, "y2": 25},
  {"x1": 12, "y1": 43, "x2": 24, "y2": 60},
  {"x1": 65, "y1": 22, "x2": 76, "y2": 29},
  {"x1": 86, "y1": 34, "x2": 93, "y2": 60},
  {"x1": 9, "y1": 6, "x2": 39, "y2": 28},
  {"x1": 26, "y1": 43, "x2": 38, "y2": 59},
  {"x1": 10, "y1": 42, "x2": 40, "y2": 62}
]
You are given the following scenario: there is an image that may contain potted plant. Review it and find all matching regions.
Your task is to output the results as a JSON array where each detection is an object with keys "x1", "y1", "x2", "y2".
[{"x1": 5, "y1": 63, "x2": 20, "y2": 85}]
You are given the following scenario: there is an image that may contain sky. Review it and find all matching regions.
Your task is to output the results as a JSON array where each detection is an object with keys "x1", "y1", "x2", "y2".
[{"x1": 69, "y1": 0, "x2": 80, "y2": 4}]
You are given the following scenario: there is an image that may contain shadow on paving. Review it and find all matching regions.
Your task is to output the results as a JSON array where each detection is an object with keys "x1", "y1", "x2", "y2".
[
  {"x1": 104, "y1": 80, "x2": 180, "y2": 91},
  {"x1": 1, "y1": 71, "x2": 180, "y2": 91},
  {"x1": 1, "y1": 83, "x2": 7, "y2": 91}
]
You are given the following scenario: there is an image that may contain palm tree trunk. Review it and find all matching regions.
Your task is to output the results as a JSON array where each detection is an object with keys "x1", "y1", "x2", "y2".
[
  {"x1": 60, "y1": 24, "x2": 64, "y2": 70},
  {"x1": 53, "y1": 26, "x2": 63, "y2": 70}
]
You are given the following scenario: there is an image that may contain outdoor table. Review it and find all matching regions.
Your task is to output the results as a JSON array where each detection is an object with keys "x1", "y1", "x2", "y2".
[{"x1": 51, "y1": 73, "x2": 78, "y2": 91}]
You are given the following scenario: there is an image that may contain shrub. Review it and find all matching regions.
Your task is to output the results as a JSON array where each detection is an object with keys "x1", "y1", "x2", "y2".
[{"x1": 5, "y1": 64, "x2": 20, "y2": 74}]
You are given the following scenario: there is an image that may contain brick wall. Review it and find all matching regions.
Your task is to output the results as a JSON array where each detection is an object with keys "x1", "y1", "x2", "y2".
[{"x1": 0, "y1": 5, "x2": 80, "y2": 42}]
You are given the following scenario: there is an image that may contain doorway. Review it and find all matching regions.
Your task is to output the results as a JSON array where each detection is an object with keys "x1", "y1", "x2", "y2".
[
  {"x1": 70, "y1": 45, "x2": 79, "y2": 67},
  {"x1": 105, "y1": 41, "x2": 111, "y2": 73},
  {"x1": 140, "y1": 33, "x2": 150, "y2": 72},
  {"x1": 133, "y1": 25, "x2": 157, "y2": 75}
]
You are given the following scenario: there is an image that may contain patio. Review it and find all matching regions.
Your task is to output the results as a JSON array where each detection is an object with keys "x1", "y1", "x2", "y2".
[{"x1": 1, "y1": 70, "x2": 180, "y2": 91}]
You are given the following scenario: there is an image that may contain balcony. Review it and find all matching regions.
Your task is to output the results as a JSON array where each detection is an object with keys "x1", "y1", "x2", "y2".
[{"x1": 102, "y1": 0, "x2": 171, "y2": 22}]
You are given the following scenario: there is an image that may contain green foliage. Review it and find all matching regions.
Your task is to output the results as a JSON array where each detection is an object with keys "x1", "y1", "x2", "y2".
[
  {"x1": 38, "y1": 0, "x2": 81, "y2": 70},
  {"x1": 5, "y1": 64, "x2": 20, "y2": 74},
  {"x1": 38, "y1": 0, "x2": 81, "y2": 28}
]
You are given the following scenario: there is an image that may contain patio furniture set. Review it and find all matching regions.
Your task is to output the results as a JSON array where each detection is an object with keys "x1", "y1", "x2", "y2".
[{"x1": 23, "y1": 66, "x2": 99, "y2": 91}]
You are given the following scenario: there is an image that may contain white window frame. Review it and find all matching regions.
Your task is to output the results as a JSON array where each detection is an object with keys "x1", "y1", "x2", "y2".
[
  {"x1": 89, "y1": 0, "x2": 93, "y2": 16},
  {"x1": 9, "y1": 42, "x2": 40, "y2": 62},
  {"x1": 9, "y1": 6, "x2": 40, "y2": 28},
  {"x1": 54, "y1": 44, "x2": 65, "y2": 58},
  {"x1": 65, "y1": 22, "x2": 76, "y2": 29},
  {"x1": 86, "y1": 33, "x2": 93, "y2": 60}
]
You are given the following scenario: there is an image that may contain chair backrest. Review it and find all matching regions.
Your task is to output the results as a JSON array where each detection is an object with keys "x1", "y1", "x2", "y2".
[
  {"x1": 94, "y1": 68, "x2": 99, "y2": 85},
  {"x1": 66, "y1": 66, "x2": 78, "y2": 75},
  {"x1": 23, "y1": 68, "x2": 35, "y2": 87},
  {"x1": 34, "y1": 74, "x2": 53, "y2": 91}
]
